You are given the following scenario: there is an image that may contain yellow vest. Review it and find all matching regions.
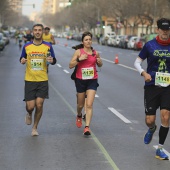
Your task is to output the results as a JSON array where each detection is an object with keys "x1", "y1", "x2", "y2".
[{"x1": 43, "y1": 33, "x2": 52, "y2": 43}]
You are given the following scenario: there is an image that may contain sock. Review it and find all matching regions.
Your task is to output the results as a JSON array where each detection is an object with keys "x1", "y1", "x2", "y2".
[
  {"x1": 158, "y1": 144, "x2": 163, "y2": 149},
  {"x1": 149, "y1": 125, "x2": 156, "y2": 132},
  {"x1": 77, "y1": 113, "x2": 82, "y2": 118},
  {"x1": 159, "y1": 125, "x2": 169, "y2": 145}
]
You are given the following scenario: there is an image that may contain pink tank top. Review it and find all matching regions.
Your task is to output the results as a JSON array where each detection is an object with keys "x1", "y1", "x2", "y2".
[{"x1": 76, "y1": 48, "x2": 98, "y2": 80}]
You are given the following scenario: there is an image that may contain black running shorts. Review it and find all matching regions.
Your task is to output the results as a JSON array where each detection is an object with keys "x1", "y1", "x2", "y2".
[
  {"x1": 144, "y1": 85, "x2": 170, "y2": 115},
  {"x1": 75, "y1": 79, "x2": 99, "y2": 93},
  {"x1": 24, "y1": 81, "x2": 49, "y2": 101}
]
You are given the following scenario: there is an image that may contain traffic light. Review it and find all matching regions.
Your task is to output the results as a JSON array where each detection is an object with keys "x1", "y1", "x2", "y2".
[{"x1": 33, "y1": 4, "x2": 35, "y2": 8}]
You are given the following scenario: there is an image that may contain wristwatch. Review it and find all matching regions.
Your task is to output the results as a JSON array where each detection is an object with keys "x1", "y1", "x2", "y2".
[{"x1": 76, "y1": 58, "x2": 80, "y2": 62}]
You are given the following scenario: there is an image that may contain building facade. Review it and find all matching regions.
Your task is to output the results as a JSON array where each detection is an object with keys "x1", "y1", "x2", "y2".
[{"x1": 41, "y1": 0, "x2": 72, "y2": 14}]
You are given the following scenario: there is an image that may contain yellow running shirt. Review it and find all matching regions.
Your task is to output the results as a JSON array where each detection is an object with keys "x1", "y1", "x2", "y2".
[
  {"x1": 20, "y1": 41, "x2": 56, "y2": 81},
  {"x1": 43, "y1": 33, "x2": 52, "y2": 43}
]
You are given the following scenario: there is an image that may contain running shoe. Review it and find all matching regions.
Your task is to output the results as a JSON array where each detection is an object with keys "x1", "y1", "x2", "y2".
[
  {"x1": 83, "y1": 127, "x2": 91, "y2": 136},
  {"x1": 31, "y1": 129, "x2": 39, "y2": 136},
  {"x1": 25, "y1": 113, "x2": 32, "y2": 125},
  {"x1": 76, "y1": 116, "x2": 82, "y2": 128},
  {"x1": 144, "y1": 125, "x2": 157, "y2": 144},
  {"x1": 155, "y1": 148, "x2": 169, "y2": 160}
]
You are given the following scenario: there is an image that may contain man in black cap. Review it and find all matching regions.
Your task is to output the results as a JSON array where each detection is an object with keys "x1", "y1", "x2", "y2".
[{"x1": 134, "y1": 18, "x2": 170, "y2": 160}]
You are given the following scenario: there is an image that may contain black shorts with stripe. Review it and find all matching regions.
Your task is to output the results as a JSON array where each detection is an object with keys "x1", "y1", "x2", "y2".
[
  {"x1": 24, "y1": 81, "x2": 49, "y2": 101},
  {"x1": 144, "y1": 85, "x2": 170, "y2": 115}
]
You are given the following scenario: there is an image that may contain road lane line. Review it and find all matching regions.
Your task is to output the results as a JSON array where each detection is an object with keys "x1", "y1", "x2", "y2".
[
  {"x1": 49, "y1": 81, "x2": 120, "y2": 170},
  {"x1": 95, "y1": 94, "x2": 99, "y2": 98},
  {"x1": 108, "y1": 107, "x2": 132, "y2": 124},
  {"x1": 57, "y1": 64, "x2": 62, "y2": 67},
  {"x1": 63, "y1": 69, "x2": 69, "y2": 73},
  {"x1": 153, "y1": 145, "x2": 170, "y2": 161},
  {"x1": 101, "y1": 58, "x2": 137, "y2": 71}
]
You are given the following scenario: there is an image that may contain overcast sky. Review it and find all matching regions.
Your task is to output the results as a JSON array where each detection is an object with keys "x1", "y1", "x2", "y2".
[{"x1": 22, "y1": 0, "x2": 43, "y2": 16}]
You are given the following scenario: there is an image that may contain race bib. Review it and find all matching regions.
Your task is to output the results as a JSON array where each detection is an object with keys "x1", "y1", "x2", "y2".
[
  {"x1": 82, "y1": 67, "x2": 94, "y2": 79},
  {"x1": 31, "y1": 59, "x2": 44, "y2": 70},
  {"x1": 155, "y1": 72, "x2": 170, "y2": 87}
]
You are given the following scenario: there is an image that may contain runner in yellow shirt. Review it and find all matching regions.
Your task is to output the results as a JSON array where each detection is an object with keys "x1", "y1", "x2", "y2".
[
  {"x1": 43, "y1": 27, "x2": 56, "y2": 72},
  {"x1": 20, "y1": 24, "x2": 57, "y2": 136}
]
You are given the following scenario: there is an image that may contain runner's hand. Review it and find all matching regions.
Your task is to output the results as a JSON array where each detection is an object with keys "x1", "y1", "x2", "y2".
[
  {"x1": 96, "y1": 57, "x2": 102, "y2": 64},
  {"x1": 79, "y1": 54, "x2": 88, "y2": 61},
  {"x1": 20, "y1": 58, "x2": 27, "y2": 64},
  {"x1": 46, "y1": 56, "x2": 53, "y2": 63},
  {"x1": 142, "y1": 72, "x2": 152, "y2": 82}
]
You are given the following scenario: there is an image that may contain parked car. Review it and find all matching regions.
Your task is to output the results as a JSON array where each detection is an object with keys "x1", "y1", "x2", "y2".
[
  {"x1": 3, "y1": 36, "x2": 10, "y2": 45},
  {"x1": 127, "y1": 36, "x2": 138, "y2": 49},
  {"x1": 134, "y1": 37, "x2": 146, "y2": 51},
  {"x1": 121, "y1": 35, "x2": 134, "y2": 49},
  {"x1": 112, "y1": 35, "x2": 123, "y2": 47},
  {"x1": 99, "y1": 35, "x2": 107, "y2": 45},
  {"x1": 0, "y1": 33, "x2": 5, "y2": 51},
  {"x1": 107, "y1": 35, "x2": 116, "y2": 46},
  {"x1": 72, "y1": 33, "x2": 79, "y2": 40},
  {"x1": 118, "y1": 35, "x2": 127, "y2": 48}
]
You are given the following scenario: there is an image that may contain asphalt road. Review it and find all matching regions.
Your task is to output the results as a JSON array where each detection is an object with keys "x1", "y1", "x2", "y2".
[{"x1": 0, "y1": 38, "x2": 170, "y2": 170}]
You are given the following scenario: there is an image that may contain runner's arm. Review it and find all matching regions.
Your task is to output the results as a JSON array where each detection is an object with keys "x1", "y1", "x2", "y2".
[
  {"x1": 134, "y1": 56, "x2": 152, "y2": 82},
  {"x1": 19, "y1": 45, "x2": 27, "y2": 64},
  {"x1": 96, "y1": 52, "x2": 103, "y2": 67},
  {"x1": 51, "y1": 35, "x2": 56, "y2": 45},
  {"x1": 69, "y1": 50, "x2": 80, "y2": 69},
  {"x1": 49, "y1": 46, "x2": 57, "y2": 65}
]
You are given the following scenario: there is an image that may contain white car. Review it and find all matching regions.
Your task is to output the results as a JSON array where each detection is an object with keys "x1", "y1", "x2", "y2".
[
  {"x1": 127, "y1": 36, "x2": 138, "y2": 49},
  {"x1": 107, "y1": 36, "x2": 116, "y2": 46},
  {"x1": 112, "y1": 35, "x2": 123, "y2": 47}
]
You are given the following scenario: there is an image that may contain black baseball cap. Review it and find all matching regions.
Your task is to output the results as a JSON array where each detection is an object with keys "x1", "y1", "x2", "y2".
[{"x1": 157, "y1": 18, "x2": 170, "y2": 30}]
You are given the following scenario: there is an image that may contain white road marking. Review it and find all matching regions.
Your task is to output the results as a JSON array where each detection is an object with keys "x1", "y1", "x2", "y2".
[
  {"x1": 118, "y1": 63, "x2": 137, "y2": 71},
  {"x1": 57, "y1": 64, "x2": 62, "y2": 67},
  {"x1": 63, "y1": 69, "x2": 69, "y2": 73},
  {"x1": 101, "y1": 58, "x2": 137, "y2": 71},
  {"x1": 95, "y1": 94, "x2": 99, "y2": 97},
  {"x1": 108, "y1": 107, "x2": 132, "y2": 124},
  {"x1": 153, "y1": 145, "x2": 170, "y2": 161}
]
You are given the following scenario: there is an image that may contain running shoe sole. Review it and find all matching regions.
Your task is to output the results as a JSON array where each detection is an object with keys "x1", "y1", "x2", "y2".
[{"x1": 155, "y1": 155, "x2": 169, "y2": 160}]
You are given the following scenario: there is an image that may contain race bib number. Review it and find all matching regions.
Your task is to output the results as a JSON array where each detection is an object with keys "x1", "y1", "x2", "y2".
[
  {"x1": 155, "y1": 72, "x2": 170, "y2": 87},
  {"x1": 82, "y1": 67, "x2": 94, "y2": 79},
  {"x1": 31, "y1": 59, "x2": 44, "y2": 70}
]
